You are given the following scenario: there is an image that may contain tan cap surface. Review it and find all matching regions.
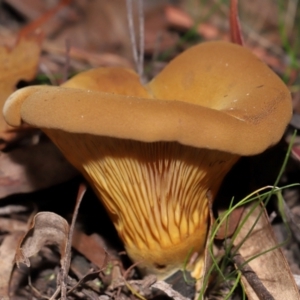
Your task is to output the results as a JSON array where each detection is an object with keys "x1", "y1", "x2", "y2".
[{"x1": 3, "y1": 41, "x2": 292, "y2": 156}]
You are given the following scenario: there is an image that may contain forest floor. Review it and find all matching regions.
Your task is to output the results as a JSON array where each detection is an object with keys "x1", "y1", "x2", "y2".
[{"x1": 0, "y1": 1, "x2": 300, "y2": 299}]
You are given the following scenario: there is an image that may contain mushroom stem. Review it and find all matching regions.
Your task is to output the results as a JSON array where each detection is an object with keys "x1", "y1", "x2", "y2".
[{"x1": 43, "y1": 129, "x2": 239, "y2": 278}]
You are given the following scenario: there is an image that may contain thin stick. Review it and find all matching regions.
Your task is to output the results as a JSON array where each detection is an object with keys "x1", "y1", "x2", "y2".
[
  {"x1": 126, "y1": 0, "x2": 139, "y2": 73},
  {"x1": 226, "y1": 239, "x2": 274, "y2": 300},
  {"x1": 62, "y1": 38, "x2": 71, "y2": 83},
  {"x1": 126, "y1": 0, "x2": 144, "y2": 80},
  {"x1": 60, "y1": 184, "x2": 87, "y2": 299},
  {"x1": 49, "y1": 287, "x2": 61, "y2": 300},
  {"x1": 137, "y1": 0, "x2": 144, "y2": 78}
]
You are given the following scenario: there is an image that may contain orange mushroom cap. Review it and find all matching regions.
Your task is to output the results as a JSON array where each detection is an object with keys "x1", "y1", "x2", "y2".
[{"x1": 3, "y1": 41, "x2": 292, "y2": 279}]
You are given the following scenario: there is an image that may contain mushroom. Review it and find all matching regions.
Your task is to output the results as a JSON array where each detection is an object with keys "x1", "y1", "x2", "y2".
[{"x1": 3, "y1": 41, "x2": 292, "y2": 279}]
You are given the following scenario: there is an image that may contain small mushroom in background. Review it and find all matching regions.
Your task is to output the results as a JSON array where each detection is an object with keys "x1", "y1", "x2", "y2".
[{"x1": 3, "y1": 41, "x2": 292, "y2": 280}]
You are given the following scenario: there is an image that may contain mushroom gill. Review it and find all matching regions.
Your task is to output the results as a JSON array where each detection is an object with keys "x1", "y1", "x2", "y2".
[
  {"x1": 43, "y1": 130, "x2": 239, "y2": 277},
  {"x1": 3, "y1": 41, "x2": 292, "y2": 279}
]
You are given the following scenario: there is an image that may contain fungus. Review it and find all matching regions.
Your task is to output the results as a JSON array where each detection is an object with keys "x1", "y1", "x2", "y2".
[{"x1": 3, "y1": 41, "x2": 292, "y2": 279}]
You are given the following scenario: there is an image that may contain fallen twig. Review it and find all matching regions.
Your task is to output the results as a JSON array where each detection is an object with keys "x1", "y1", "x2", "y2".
[
  {"x1": 60, "y1": 184, "x2": 87, "y2": 299},
  {"x1": 227, "y1": 238, "x2": 274, "y2": 300},
  {"x1": 151, "y1": 281, "x2": 190, "y2": 300},
  {"x1": 113, "y1": 276, "x2": 190, "y2": 300}
]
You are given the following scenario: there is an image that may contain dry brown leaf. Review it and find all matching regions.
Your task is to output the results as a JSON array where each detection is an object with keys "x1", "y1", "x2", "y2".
[
  {"x1": 152, "y1": 280, "x2": 190, "y2": 300},
  {"x1": 123, "y1": 279, "x2": 190, "y2": 300},
  {"x1": 0, "y1": 0, "x2": 77, "y2": 147},
  {"x1": 6, "y1": 185, "x2": 86, "y2": 299},
  {"x1": 5, "y1": 0, "x2": 138, "y2": 71},
  {"x1": 165, "y1": 5, "x2": 220, "y2": 40},
  {"x1": 233, "y1": 202, "x2": 300, "y2": 299},
  {"x1": 15, "y1": 212, "x2": 69, "y2": 268},
  {"x1": 143, "y1": 6, "x2": 179, "y2": 55},
  {"x1": 2, "y1": 0, "x2": 47, "y2": 20},
  {"x1": 0, "y1": 217, "x2": 28, "y2": 232},
  {"x1": 43, "y1": 41, "x2": 132, "y2": 68},
  {"x1": 0, "y1": 141, "x2": 77, "y2": 199},
  {"x1": 72, "y1": 230, "x2": 115, "y2": 270},
  {"x1": 0, "y1": 232, "x2": 25, "y2": 297},
  {"x1": 215, "y1": 206, "x2": 245, "y2": 240},
  {"x1": 44, "y1": 0, "x2": 134, "y2": 61},
  {"x1": 7, "y1": 0, "x2": 73, "y2": 38}
]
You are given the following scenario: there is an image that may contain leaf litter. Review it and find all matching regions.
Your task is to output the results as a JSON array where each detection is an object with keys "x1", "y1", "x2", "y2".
[{"x1": 0, "y1": 0, "x2": 300, "y2": 299}]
